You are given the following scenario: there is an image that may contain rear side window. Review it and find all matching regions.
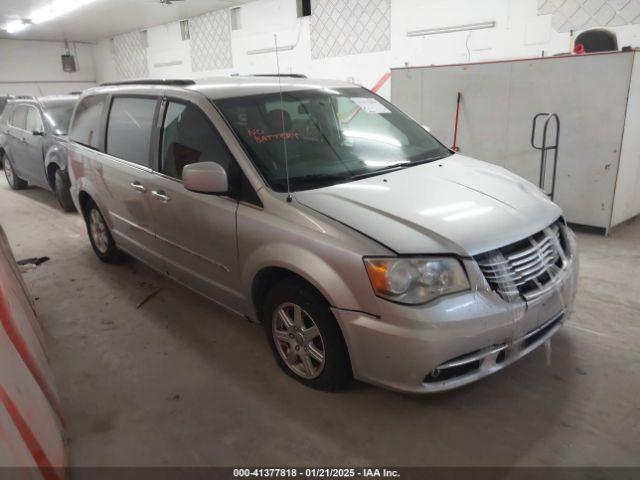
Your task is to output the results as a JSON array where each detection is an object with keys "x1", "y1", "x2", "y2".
[
  {"x1": 10, "y1": 106, "x2": 27, "y2": 130},
  {"x1": 25, "y1": 107, "x2": 44, "y2": 133},
  {"x1": 106, "y1": 97, "x2": 157, "y2": 167},
  {"x1": 70, "y1": 95, "x2": 107, "y2": 150}
]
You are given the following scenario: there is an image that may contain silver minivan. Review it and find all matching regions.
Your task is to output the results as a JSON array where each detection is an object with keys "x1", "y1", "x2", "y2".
[{"x1": 67, "y1": 77, "x2": 578, "y2": 393}]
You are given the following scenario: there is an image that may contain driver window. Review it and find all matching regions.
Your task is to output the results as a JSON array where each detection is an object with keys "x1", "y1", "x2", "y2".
[
  {"x1": 25, "y1": 107, "x2": 44, "y2": 133},
  {"x1": 160, "y1": 101, "x2": 233, "y2": 180}
]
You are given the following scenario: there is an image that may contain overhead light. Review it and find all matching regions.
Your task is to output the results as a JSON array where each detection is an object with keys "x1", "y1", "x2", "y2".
[
  {"x1": 407, "y1": 21, "x2": 496, "y2": 37},
  {"x1": 247, "y1": 45, "x2": 295, "y2": 55},
  {"x1": 31, "y1": 0, "x2": 100, "y2": 24},
  {"x1": 5, "y1": 20, "x2": 28, "y2": 33}
]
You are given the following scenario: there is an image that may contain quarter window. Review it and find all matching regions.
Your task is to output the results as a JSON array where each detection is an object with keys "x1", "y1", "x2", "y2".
[
  {"x1": 25, "y1": 107, "x2": 44, "y2": 133},
  {"x1": 106, "y1": 97, "x2": 157, "y2": 167},
  {"x1": 160, "y1": 101, "x2": 233, "y2": 179},
  {"x1": 70, "y1": 95, "x2": 107, "y2": 150}
]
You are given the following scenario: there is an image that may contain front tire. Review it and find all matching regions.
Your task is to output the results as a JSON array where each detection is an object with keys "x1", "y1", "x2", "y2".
[
  {"x1": 3, "y1": 156, "x2": 28, "y2": 190},
  {"x1": 54, "y1": 169, "x2": 76, "y2": 212},
  {"x1": 263, "y1": 279, "x2": 352, "y2": 391},
  {"x1": 84, "y1": 200, "x2": 124, "y2": 263}
]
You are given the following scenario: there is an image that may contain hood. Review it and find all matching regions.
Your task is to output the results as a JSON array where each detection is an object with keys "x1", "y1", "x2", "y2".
[{"x1": 296, "y1": 155, "x2": 562, "y2": 256}]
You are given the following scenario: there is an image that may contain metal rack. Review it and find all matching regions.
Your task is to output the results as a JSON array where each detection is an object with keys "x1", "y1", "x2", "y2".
[{"x1": 531, "y1": 113, "x2": 560, "y2": 200}]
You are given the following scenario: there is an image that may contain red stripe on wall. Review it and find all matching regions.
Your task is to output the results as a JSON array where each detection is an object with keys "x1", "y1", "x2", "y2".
[
  {"x1": 0, "y1": 386, "x2": 61, "y2": 480},
  {"x1": 0, "y1": 289, "x2": 64, "y2": 424}
]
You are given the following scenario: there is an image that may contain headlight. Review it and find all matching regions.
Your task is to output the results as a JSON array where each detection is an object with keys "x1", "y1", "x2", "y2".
[
  {"x1": 565, "y1": 225, "x2": 577, "y2": 257},
  {"x1": 363, "y1": 257, "x2": 470, "y2": 305}
]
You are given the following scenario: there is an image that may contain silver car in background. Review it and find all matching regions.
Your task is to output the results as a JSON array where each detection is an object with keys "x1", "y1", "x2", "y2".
[
  {"x1": 66, "y1": 77, "x2": 578, "y2": 393},
  {"x1": 1, "y1": 95, "x2": 78, "y2": 211}
]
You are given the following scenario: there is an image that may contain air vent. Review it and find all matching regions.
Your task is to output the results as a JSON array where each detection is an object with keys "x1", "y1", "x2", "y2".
[
  {"x1": 230, "y1": 7, "x2": 241, "y2": 30},
  {"x1": 180, "y1": 20, "x2": 190, "y2": 40},
  {"x1": 140, "y1": 30, "x2": 148, "y2": 48},
  {"x1": 297, "y1": 0, "x2": 311, "y2": 17}
]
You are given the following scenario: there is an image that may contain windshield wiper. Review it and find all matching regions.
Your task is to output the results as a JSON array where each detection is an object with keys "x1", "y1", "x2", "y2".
[
  {"x1": 349, "y1": 163, "x2": 408, "y2": 180},
  {"x1": 280, "y1": 173, "x2": 353, "y2": 190}
]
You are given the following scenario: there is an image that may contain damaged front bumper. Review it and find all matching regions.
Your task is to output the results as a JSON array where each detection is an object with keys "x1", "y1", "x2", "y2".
[{"x1": 333, "y1": 254, "x2": 578, "y2": 394}]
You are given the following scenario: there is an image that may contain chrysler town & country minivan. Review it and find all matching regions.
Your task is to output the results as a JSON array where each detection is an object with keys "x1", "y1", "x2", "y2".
[{"x1": 66, "y1": 77, "x2": 578, "y2": 393}]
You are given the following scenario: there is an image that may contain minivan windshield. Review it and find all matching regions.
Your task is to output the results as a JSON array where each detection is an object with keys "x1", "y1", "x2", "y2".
[
  {"x1": 214, "y1": 87, "x2": 451, "y2": 192},
  {"x1": 41, "y1": 99, "x2": 77, "y2": 135}
]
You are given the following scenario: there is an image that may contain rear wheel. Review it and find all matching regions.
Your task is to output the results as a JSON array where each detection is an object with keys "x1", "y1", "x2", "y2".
[
  {"x1": 84, "y1": 200, "x2": 124, "y2": 263},
  {"x1": 3, "y1": 156, "x2": 27, "y2": 190},
  {"x1": 263, "y1": 279, "x2": 352, "y2": 391},
  {"x1": 54, "y1": 169, "x2": 76, "y2": 212}
]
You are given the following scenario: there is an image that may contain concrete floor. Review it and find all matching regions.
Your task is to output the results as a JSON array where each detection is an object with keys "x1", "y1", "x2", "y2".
[{"x1": 1, "y1": 176, "x2": 639, "y2": 467}]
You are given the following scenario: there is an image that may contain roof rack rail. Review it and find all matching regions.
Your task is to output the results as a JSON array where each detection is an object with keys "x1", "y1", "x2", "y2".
[
  {"x1": 250, "y1": 74, "x2": 308, "y2": 79},
  {"x1": 99, "y1": 79, "x2": 196, "y2": 87}
]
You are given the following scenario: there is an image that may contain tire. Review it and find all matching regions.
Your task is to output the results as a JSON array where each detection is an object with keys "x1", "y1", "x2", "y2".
[
  {"x1": 3, "y1": 156, "x2": 28, "y2": 190},
  {"x1": 54, "y1": 169, "x2": 76, "y2": 212},
  {"x1": 263, "y1": 279, "x2": 352, "y2": 391},
  {"x1": 83, "y1": 199, "x2": 124, "y2": 263}
]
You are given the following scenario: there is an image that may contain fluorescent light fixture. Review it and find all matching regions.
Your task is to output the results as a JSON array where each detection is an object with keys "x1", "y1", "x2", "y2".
[
  {"x1": 31, "y1": 0, "x2": 100, "y2": 24},
  {"x1": 247, "y1": 45, "x2": 294, "y2": 55},
  {"x1": 407, "y1": 21, "x2": 495, "y2": 37},
  {"x1": 5, "y1": 20, "x2": 28, "y2": 33}
]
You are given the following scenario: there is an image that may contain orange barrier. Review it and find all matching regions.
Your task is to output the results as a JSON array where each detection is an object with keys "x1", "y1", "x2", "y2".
[{"x1": 0, "y1": 225, "x2": 66, "y2": 478}]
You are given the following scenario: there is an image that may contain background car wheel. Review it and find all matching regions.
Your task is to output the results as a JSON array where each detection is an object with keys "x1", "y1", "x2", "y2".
[
  {"x1": 84, "y1": 200, "x2": 124, "y2": 263},
  {"x1": 263, "y1": 279, "x2": 352, "y2": 391},
  {"x1": 54, "y1": 169, "x2": 76, "y2": 212},
  {"x1": 3, "y1": 157, "x2": 28, "y2": 190}
]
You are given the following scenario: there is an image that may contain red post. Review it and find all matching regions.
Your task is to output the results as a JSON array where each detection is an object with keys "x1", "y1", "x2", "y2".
[{"x1": 452, "y1": 92, "x2": 462, "y2": 151}]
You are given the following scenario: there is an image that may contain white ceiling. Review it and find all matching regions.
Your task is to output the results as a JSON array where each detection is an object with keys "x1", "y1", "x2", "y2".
[{"x1": 0, "y1": 0, "x2": 250, "y2": 43}]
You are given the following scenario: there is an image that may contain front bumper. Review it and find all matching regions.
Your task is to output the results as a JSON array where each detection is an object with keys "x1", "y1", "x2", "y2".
[{"x1": 333, "y1": 254, "x2": 578, "y2": 394}]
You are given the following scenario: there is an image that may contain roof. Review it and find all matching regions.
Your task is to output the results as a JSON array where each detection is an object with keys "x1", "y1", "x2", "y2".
[
  {"x1": 84, "y1": 76, "x2": 361, "y2": 100},
  {"x1": 190, "y1": 76, "x2": 358, "y2": 100}
]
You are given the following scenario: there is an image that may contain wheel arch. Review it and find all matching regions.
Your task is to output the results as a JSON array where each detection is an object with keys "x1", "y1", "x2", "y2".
[
  {"x1": 246, "y1": 245, "x2": 362, "y2": 323},
  {"x1": 77, "y1": 190, "x2": 94, "y2": 218},
  {"x1": 44, "y1": 145, "x2": 67, "y2": 189}
]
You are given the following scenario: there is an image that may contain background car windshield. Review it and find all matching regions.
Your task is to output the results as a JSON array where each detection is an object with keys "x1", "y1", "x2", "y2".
[
  {"x1": 41, "y1": 99, "x2": 76, "y2": 135},
  {"x1": 214, "y1": 87, "x2": 451, "y2": 192}
]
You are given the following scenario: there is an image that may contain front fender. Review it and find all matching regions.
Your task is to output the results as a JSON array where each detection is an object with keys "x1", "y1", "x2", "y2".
[
  {"x1": 44, "y1": 142, "x2": 67, "y2": 172},
  {"x1": 242, "y1": 242, "x2": 362, "y2": 318}
]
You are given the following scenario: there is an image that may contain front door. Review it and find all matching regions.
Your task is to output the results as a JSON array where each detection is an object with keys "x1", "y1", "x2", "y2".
[
  {"x1": 22, "y1": 106, "x2": 47, "y2": 188},
  {"x1": 148, "y1": 98, "x2": 244, "y2": 312}
]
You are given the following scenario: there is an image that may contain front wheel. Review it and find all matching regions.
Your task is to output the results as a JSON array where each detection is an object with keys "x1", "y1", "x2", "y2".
[
  {"x1": 263, "y1": 279, "x2": 352, "y2": 391},
  {"x1": 84, "y1": 200, "x2": 125, "y2": 263},
  {"x1": 54, "y1": 169, "x2": 76, "y2": 212},
  {"x1": 3, "y1": 157, "x2": 28, "y2": 190}
]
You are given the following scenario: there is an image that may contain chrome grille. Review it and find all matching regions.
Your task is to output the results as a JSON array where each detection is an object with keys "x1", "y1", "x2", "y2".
[{"x1": 476, "y1": 220, "x2": 569, "y2": 301}]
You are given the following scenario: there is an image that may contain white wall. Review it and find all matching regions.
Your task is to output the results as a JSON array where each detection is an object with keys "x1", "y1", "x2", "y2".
[
  {"x1": 0, "y1": 39, "x2": 96, "y2": 96},
  {"x1": 92, "y1": 0, "x2": 640, "y2": 99}
]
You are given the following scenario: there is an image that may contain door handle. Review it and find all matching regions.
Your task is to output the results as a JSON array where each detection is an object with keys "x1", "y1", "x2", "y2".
[
  {"x1": 130, "y1": 181, "x2": 147, "y2": 193},
  {"x1": 151, "y1": 190, "x2": 170, "y2": 203}
]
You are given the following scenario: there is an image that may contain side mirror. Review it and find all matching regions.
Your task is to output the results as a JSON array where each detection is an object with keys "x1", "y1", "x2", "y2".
[
  {"x1": 32, "y1": 130, "x2": 44, "y2": 136},
  {"x1": 183, "y1": 162, "x2": 228, "y2": 194}
]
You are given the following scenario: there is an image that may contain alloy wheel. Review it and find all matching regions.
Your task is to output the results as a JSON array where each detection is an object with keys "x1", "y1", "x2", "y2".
[
  {"x1": 89, "y1": 208, "x2": 109, "y2": 254},
  {"x1": 4, "y1": 160, "x2": 14, "y2": 186},
  {"x1": 272, "y1": 302, "x2": 326, "y2": 379}
]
